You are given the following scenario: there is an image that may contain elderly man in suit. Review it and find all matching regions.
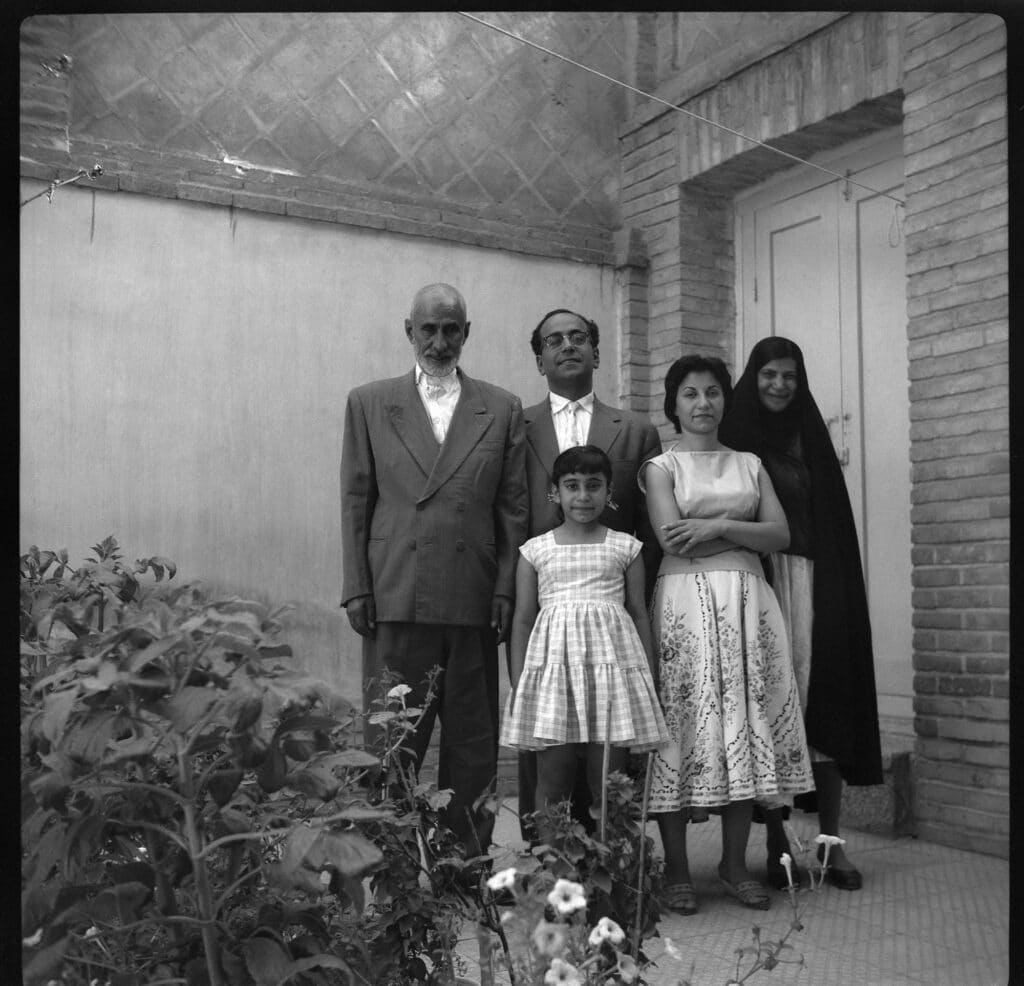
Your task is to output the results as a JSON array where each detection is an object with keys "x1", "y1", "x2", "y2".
[
  {"x1": 517, "y1": 308, "x2": 662, "y2": 837},
  {"x1": 341, "y1": 283, "x2": 527, "y2": 856}
]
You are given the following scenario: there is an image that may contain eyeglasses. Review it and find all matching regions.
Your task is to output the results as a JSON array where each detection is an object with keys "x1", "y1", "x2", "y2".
[{"x1": 541, "y1": 330, "x2": 591, "y2": 350}]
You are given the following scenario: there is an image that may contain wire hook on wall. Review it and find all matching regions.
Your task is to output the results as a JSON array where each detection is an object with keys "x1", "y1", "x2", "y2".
[{"x1": 20, "y1": 164, "x2": 104, "y2": 208}]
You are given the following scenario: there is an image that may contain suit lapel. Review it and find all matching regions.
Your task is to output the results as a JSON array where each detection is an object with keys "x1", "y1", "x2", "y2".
[
  {"x1": 587, "y1": 398, "x2": 623, "y2": 455},
  {"x1": 388, "y1": 371, "x2": 440, "y2": 479},
  {"x1": 418, "y1": 371, "x2": 494, "y2": 503},
  {"x1": 525, "y1": 400, "x2": 559, "y2": 482}
]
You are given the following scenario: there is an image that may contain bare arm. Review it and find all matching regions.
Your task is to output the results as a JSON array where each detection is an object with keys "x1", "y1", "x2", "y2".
[
  {"x1": 623, "y1": 554, "x2": 657, "y2": 685},
  {"x1": 644, "y1": 460, "x2": 789, "y2": 557},
  {"x1": 508, "y1": 558, "x2": 539, "y2": 693}
]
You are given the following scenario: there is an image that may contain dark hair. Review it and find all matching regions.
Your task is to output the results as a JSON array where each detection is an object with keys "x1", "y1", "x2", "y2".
[
  {"x1": 530, "y1": 309, "x2": 600, "y2": 356},
  {"x1": 551, "y1": 444, "x2": 613, "y2": 486},
  {"x1": 663, "y1": 354, "x2": 733, "y2": 432}
]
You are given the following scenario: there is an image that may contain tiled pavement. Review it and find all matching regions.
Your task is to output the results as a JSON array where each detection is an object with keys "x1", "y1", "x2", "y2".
[{"x1": 457, "y1": 798, "x2": 1010, "y2": 986}]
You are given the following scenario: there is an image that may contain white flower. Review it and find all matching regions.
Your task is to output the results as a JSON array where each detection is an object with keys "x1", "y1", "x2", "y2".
[
  {"x1": 663, "y1": 937, "x2": 683, "y2": 961},
  {"x1": 814, "y1": 834, "x2": 846, "y2": 869},
  {"x1": 387, "y1": 683, "x2": 412, "y2": 701},
  {"x1": 547, "y1": 878, "x2": 587, "y2": 915},
  {"x1": 22, "y1": 928, "x2": 43, "y2": 947},
  {"x1": 532, "y1": 920, "x2": 568, "y2": 957},
  {"x1": 814, "y1": 834, "x2": 846, "y2": 847},
  {"x1": 84, "y1": 926, "x2": 101, "y2": 940},
  {"x1": 486, "y1": 866, "x2": 517, "y2": 892},
  {"x1": 780, "y1": 851, "x2": 794, "y2": 888},
  {"x1": 544, "y1": 958, "x2": 581, "y2": 986},
  {"x1": 588, "y1": 916, "x2": 625, "y2": 947},
  {"x1": 617, "y1": 953, "x2": 639, "y2": 983}
]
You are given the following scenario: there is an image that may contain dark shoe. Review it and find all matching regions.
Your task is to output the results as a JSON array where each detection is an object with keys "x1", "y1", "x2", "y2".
[
  {"x1": 718, "y1": 867, "x2": 770, "y2": 910},
  {"x1": 825, "y1": 865, "x2": 863, "y2": 891},
  {"x1": 816, "y1": 845, "x2": 863, "y2": 891},
  {"x1": 663, "y1": 882, "x2": 698, "y2": 915},
  {"x1": 766, "y1": 856, "x2": 805, "y2": 890}
]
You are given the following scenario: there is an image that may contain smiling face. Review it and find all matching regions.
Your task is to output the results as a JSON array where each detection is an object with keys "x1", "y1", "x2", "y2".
[
  {"x1": 405, "y1": 287, "x2": 469, "y2": 377},
  {"x1": 536, "y1": 311, "x2": 599, "y2": 396},
  {"x1": 554, "y1": 470, "x2": 609, "y2": 526},
  {"x1": 675, "y1": 371, "x2": 725, "y2": 436},
  {"x1": 757, "y1": 357, "x2": 799, "y2": 413}
]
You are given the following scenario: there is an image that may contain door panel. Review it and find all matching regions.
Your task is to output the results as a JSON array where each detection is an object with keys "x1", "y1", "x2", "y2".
[{"x1": 736, "y1": 131, "x2": 914, "y2": 742}]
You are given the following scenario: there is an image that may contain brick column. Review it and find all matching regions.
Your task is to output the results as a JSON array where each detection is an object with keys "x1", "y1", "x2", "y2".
[
  {"x1": 902, "y1": 11, "x2": 1009, "y2": 857},
  {"x1": 613, "y1": 227, "x2": 650, "y2": 413}
]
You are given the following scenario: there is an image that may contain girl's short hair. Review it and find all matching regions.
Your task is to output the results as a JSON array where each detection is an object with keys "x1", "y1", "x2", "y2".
[
  {"x1": 663, "y1": 354, "x2": 733, "y2": 432},
  {"x1": 551, "y1": 444, "x2": 613, "y2": 486}
]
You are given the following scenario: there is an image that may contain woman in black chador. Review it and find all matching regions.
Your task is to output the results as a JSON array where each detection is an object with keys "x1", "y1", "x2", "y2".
[{"x1": 720, "y1": 337, "x2": 883, "y2": 891}]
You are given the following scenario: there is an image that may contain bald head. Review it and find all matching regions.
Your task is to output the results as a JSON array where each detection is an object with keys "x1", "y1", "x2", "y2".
[
  {"x1": 406, "y1": 283, "x2": 471, "y2": 377},
  {"x1": 409, "y1": 283, "x2": 467, "y2": 323}
]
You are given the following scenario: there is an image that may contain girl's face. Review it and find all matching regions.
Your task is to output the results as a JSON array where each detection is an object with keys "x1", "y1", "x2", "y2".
[
  {"x1": 757, "y1": 357, "x2": 799, "y2": 413},
  {"x1": 555, "y1": 471, "x2": 608, "y2": 525},
  {"x1": 675, "y1": 371, "x2": 725, "y2": 436}
]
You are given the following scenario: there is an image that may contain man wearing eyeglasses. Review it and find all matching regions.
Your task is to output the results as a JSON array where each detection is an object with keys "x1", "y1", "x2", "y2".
[{"x1": 515, "y1": 308, "x2": 662, "y2": 838}]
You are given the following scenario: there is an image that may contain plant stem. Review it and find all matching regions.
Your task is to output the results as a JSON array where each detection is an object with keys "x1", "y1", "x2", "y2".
[
  {"x1": 599, "y1": 696, "x2": 613, "y2": 843},
  {"x1": 177, "y1": 738, "x2": 226, "y2": 986},
  {"x1": 632, "y1": 751, "x2": 655, "y2": 956}
]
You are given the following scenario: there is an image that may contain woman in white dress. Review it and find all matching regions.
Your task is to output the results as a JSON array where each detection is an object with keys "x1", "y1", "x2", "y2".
[{"x1": 640, "y1": 355, "x2": 814, "y2": 914}]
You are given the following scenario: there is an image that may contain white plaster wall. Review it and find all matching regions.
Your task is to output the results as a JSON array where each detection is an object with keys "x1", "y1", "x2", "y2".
[{"x1": 20, "y1": 180, "x2": 619, "y2": 692}]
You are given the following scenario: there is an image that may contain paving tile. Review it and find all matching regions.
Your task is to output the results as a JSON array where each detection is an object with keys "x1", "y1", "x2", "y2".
[{"x1": 483, "y1": 800, "x2": 1010, "y2": 986}]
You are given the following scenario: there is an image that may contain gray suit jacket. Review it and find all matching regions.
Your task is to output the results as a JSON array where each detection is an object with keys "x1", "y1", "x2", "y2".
[
  {"x1": 523, "y1": 396, "x2": 662, "y2": 588},
  {"x1": 341, "y1": 369, "x2": 527, "y2": 626}
]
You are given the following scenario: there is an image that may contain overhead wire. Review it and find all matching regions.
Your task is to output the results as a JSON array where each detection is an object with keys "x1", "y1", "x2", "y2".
[{"x1": 458, "y1": 11, "x2": 907, "y2": 209}]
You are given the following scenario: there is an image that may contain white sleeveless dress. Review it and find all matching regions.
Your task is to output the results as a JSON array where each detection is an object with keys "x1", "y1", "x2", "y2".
[{"x1": 640, "y1": 449, "x2": 814, "y2": 812}]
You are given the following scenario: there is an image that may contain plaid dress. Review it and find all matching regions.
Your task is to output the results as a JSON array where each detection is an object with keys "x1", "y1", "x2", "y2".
[{"x1": 500, "y1": 530, "x2": 668, "y2": 752}]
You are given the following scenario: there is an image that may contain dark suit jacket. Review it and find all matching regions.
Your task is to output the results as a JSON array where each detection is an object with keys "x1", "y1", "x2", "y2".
[
  {"x1": 341, "y1": 369, "x2": 527, "y2": 626},
  {"x1": 523, "y1": 396, "x2": 663, "y2": 586}
]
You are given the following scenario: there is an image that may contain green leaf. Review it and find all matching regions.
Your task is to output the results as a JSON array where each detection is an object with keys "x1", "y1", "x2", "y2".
[
  {"x1": 21, "y1": 934, "x2": 70, "y2": 986},
  {"x1": 159, "y1": 686, "x2": 220, "y2": 733},
  {"x1": 241, "y1": 936, "x2": 295, "y2": 986},
  {"x1": 317, "y1": 749, "x2": 379, "y2": 770},
  {"x1": 256, "y1": 742, "x2": 288, "y2": 793},
  {"x1": 316, "y1": 830, "x2": 383, "y2": 878},
  {"x1": 128, "y1": 634, "x2": 182, "y2": 672},
  {"x1": 40, "y1": 688, "x2": 79, "y2": 745},
  {"x1": 208, "y1": 768, "x2": 244, "y2": 807},
  {"x1": 289, "y1": 764, "x2": 338, "y2": 801},
  {"x1": 89, "y1": 881, "x2": 150, "y2": 923},
  {"x1": 271, "y1": 954, "x2": 355, "y2": 986}
]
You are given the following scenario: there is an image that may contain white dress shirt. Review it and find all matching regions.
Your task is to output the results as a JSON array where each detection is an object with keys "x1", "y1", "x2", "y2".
[
  {"x1": 549, "y1": 390, "x2": 595, "y2": 452},
  {"x1": 415, "y1": 364, "x2": 461, "y2": 443}
]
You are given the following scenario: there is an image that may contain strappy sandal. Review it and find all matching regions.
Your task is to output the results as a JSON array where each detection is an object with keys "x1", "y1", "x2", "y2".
[
  {"x1": 718, "y1": 867, "x2": 770, "y2": 910},
  {"x1": 663, "y1": 882, "x2": 698, "y2": 915}
]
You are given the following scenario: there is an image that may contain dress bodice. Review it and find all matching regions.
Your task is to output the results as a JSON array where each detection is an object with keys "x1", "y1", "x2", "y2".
[{"x1": 520, "y1": 530, "x2": 639, "y2": 608}]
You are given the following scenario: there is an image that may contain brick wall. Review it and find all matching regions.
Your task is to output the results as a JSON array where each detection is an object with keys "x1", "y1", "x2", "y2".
[
  {"x1": 901, "y1": 12, "x2": 1009, "y2": 858},
  {"x1": 618, "y1": 10, "x2": 1010, "y2": 856},
  {"x1": 619, "y1": 11, "x2": 902, "y2": 436}
]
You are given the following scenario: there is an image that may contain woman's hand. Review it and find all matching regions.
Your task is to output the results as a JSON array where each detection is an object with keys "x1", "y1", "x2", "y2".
[{"x1": 661, "y1": 517, "x2": 726, "y2": 555}]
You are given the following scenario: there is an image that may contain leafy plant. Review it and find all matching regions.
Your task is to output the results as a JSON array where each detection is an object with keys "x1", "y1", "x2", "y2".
[{"x1": 20, "y1": 539, "x2": 390, "y2": 986}]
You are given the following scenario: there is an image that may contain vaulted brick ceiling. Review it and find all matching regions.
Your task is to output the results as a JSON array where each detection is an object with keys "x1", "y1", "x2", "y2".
[{"x1": 67, "y1": 11, "x2": 632, "y2": 229}]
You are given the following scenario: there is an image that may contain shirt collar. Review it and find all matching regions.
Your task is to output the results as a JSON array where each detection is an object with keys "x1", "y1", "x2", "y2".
[
  {"x1": 415, "y1": 364, "x2": 459, "y2": 391},
  {"x1": 549, "y1": 390, "x2": 595, "y2": 414}
]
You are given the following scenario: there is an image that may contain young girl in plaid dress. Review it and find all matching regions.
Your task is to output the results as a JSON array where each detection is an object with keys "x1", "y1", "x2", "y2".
[{"x1": 501, "y1": 445, "x2": 668, "y2": 826}]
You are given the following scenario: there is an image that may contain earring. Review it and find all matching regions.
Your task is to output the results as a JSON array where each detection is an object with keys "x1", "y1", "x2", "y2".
[
  {"x1": 606, "y1": 494, "x2": 619, "y2": 512},
  {"x1": 546, "y1": 489, "x2": 559, "y2": 504}
]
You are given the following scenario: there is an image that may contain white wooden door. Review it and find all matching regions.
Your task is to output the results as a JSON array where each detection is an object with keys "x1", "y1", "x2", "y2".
[{"x1": 735, "y1": 131, "x2": 914, "y2": 743}]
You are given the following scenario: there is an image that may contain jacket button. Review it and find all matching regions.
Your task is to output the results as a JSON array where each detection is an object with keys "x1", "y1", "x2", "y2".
[{"x1": 456, "y1": 540, "x2": 465, "y2": 551}]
